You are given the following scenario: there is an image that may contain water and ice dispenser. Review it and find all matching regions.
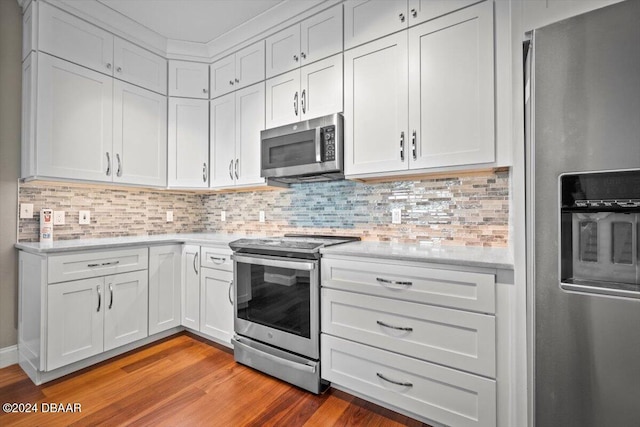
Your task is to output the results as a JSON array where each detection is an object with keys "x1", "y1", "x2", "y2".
[{"x1": 560, "y1": 170, "x2": 640, "y2": 297}]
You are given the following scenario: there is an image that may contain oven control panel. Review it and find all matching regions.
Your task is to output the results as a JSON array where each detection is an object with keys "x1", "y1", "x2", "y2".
[{"x1": 322, "y1": 125, "x2": 336, "y2": 161}]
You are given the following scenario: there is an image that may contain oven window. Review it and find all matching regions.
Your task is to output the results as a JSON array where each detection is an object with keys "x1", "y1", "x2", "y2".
[
  {"x1": 263, "y1": 130, "x2": 317, "y2": 169},
  {"x1": 236, "y1": 263, "x2": 311, "y2": 339}
]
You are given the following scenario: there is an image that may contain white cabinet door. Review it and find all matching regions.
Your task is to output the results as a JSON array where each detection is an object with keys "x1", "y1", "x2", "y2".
[
  {"x1": 266, "y1": 25, "x2": 301, "y2": 78},
  {"x1": 235, "y1": 40, "x2": 265, "y2": 90},
  {"x1": 301, "y1": 4, "x2": 343, "y2": 66},
  {"x1": 113, "y1": 80, "x2": 167, "y2": 187},
  {"x1": 182, "y1": 245, "x2": 200, "y2": 330},
  {"x1": 235, "y1": 83, "x2": 265, "y2": 186},
  {"x1": 200, "y1": 268, "x2": 234, "y2": 345},
  {"x1": 149, "y1": 245, "x2": 182, "y2": 335},
  {"x1": 104, "y1": 270, "x2": 148, "y2": 352},
  {"x1": 265, "y1": 69, "x2": 300, "y2": 128},
  {"x1": 168, "y1": 61, "x2": 209, "y2": 98},
  {"x1": 344, "y1": 33, "x2": 408, "y2": 175},
  {"x1": 168, "y1": 98, "x2": 209, "y2": 188},
  {"x1": 47, "y1": 278, "x2": 104, "y2": 371},
  {"x1": 344, "y1": 0, "x2": 408, "y2": 50},
  {"x1": 408, "y1": 0, "x2": 480, "y2": 25},
  {"x1": 409, "y1": 1, "x2": 494, "y2": 169},
  {"x1": 38, "y1": 2, "x2": 114, "y2": 76},
  {"x1": 113, "y1": 38, "x2": 167, "y2": 95},
  {"x1": 301, "y1": 54, "x2": 343, "y2": 121},
  {"x1": 36, "y1": 53, "x2": 113, "y2": 182},
  {"x1": 210, "y1": 94, "x2": 236, "y2": 188},
  {"x1": 210, "y1": 55, "x2": 236, "y2": 98}
]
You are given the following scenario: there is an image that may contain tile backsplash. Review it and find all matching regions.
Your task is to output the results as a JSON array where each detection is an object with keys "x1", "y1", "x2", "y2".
[{"x1": 18, "y1": 170, "x2": 510, "y2": 246}]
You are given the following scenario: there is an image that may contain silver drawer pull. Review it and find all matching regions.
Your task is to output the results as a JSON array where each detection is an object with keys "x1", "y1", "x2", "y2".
[
  {"x1": 108, "y1": 284, "x2": 114, "y2": 309},
  {"x1": 210, "y1": 256, "x2": 226, "y2": 264},
  {"x1": 376, "y1": 277, "x2": 412, "y2": 287},
  {"x1": 96, "y1": 286, "x2": 101, "y2": 312},
  {"x1": 101, "y1": 261, "x2": 120, "y2": 266},
  {"x1": 88, "y1": 263, "x2": 100, "y2": 267},
  {"x1": 376, "y1": 320, "x2": 413, "y2": 332},
  {"x1": 376, "y1": 372, "x2": 412, "y2": 387}
]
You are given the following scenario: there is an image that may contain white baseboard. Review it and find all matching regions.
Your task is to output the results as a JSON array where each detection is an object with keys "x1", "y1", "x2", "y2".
[{"x1": 0, "y1": 345, "x2": 18, "y2": 368}]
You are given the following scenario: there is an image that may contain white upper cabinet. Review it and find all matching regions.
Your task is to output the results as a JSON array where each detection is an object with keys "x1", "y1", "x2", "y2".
[
  {"x1": 408, "y1": 1, "x2": 494, "y2": 168},
  {"x1": 210, "y1": 40, "x2": 265, "y2": 98},
  {"x1": 113, "y1": 38, "x2": 167, "y2": 95},
  {"x1": 169, "y1": 61, "x2": 209, "y2": 98},
  {"x1": 266, "y1": 54, "x2": 343, "y2": 128},
  {"x1": 407, "y1": 0, "x2": 480, "y2": 25},
  {"x1": 38, "y1": 2, "x2": 114, "y2": 76},
  {"x1": 344, "y1": 0, "x2": 408, "y2": 50},
  {"x1": 113, "y1": 80, "x2": 167, "y2": 187},
  {"x1": 168, "y1": 98, "x2": 210, "y2": 188},
  {"x1": 36, "y1": 53, "x2": 113, "y2": 182},
  {"x1": 210, "y1": 83, "x2": 265, "y2": 189},
  {"x1": 344, "y1": 33, "x2": 408, "y2": 175},
  {"x1": 267, "y1": 4, "x2": 343, "y2": 78}
]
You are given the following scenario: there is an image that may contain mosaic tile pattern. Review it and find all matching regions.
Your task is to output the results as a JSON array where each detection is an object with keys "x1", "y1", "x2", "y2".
[
  {"x1": 18, "y1": 182, "x2": 207, "y2": 242},
  {"x1": 18, "y1": 170, "x2": 510, "y2": 247}
]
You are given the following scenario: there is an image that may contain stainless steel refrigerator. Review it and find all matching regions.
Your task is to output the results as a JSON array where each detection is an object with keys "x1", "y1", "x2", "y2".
[{"x1": 525, "y1": 1, "x2": 640, "y2": 426}]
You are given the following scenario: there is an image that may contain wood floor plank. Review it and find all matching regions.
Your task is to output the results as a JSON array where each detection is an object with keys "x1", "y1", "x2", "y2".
[{"x1": 0, "y1": 334, "x2": 431, "y2": 427}]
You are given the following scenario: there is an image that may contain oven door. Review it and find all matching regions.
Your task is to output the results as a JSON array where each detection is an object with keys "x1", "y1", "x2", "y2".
[{"x1": 233, "y1": 253, "x2": 319, "y2": 359}]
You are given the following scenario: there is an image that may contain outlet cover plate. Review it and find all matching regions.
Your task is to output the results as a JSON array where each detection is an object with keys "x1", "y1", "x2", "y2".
[
  {"x1": 166, "y1": 211, "x2": 173, "y2": 222},
  {"x1": 392, "y1": 208, "x2": 401, "y2": 224},
  {"x1": 79, "y1": 210, "x2": 90, "y2": 225},
  {"x1": 53, "y1": 211, "x2": 65, "y2": 225},
  {"x1": 259, "y1": 211, "x2": 265, "y2": 222},
  {"x1": 221, "y1": 211, "x2": 226, "y2": 222},
  {"x1": 20, "y1": 203, "x2": 34, "y2": 219}
]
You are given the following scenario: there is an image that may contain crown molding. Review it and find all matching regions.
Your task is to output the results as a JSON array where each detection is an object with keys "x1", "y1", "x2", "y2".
[{"x1": 166, "y1": 40, "x2": 210, "y2": 62}]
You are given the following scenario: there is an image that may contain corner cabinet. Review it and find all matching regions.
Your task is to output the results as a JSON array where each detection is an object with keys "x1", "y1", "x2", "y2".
[
  {"x1": 149, "y1": 245, "x2": 182, "y2": 335},
  {"x1": 345, "y1": 1, "x2": 495, "y2": 177},
  {"x1": 210, "y1": 41, "x2": 265, "y2": 99},
  {"x1": 210, "y1": 83, "x2": 265, "y2": 189}
]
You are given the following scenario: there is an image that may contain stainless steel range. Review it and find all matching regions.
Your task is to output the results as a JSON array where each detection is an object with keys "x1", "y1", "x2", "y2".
[{"x1": 229, "y1": 235, "x2": 359, "y2": 393}]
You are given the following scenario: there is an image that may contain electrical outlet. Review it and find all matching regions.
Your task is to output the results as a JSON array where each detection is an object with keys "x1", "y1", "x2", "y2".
[
  {"x1": 391, "y1": 208, "x2": 402, "y2": 224},
  {"x1": 53, "y1": 211, "x2": 65, "y2": 225},
  {"x1": 166, "y1": 211, "x2": 173, "y2": 222},
  {"x1": 259, "y1": 211, "x2": 265, "y2": 223},
  {"x1": 79, "y1": 210, "x2": 90, "y2": 225},
  {"x1": 221, "y1": 211, "x2": 226, "y2": 222},
  {"x1": 20, "y1": 203, "x2": 33, "y2": 219}
]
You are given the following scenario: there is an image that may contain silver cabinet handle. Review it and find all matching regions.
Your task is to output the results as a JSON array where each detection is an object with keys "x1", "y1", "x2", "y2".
[
  {"x1": 193, "y1": 252, "x2": 199, "y2": 275},
  {"x1": 116, "y1": 66, "x2": 122, "y2": 73},
  {"x1": 301, "y1": 89, "x2": 306, "y2": 115},
  {"x1": 101, "y1": 261, "x2": 120, "y2": 267},
  {"x1": 376, "y1": 320, "x2": 413, "y2": 332},
  {"x1": 202, "y1": 162, "x2": 207, "y2": 182},
  {"x1": 88, "y1": 263, "x2": 100, "y2": 267},
  {"x1": 210, "y1": 256, "x2": 226, "y2": 264},
  {"x1": 106, "y1": 152, "x2": 111, "y2": 176},
  {"x1": 228, "y1": 280, "x2": 234, "y2": 306},
  {"x1": 411, "y1": 8, "x2": 417, "y2": 18},
  {"x1": 202, "y1": 88, "x2": 208, "y2": 93},
  {"x1": 116, "y1": 153, "x2": 122, "y2": 177},
  {"x1": 234, "y1": 159, "x2": 239, "y2": 179},
  {"x1": 301, "y1": 52, "x2": 306, "y2": 59},
  {"x1": 293, "y1": 54, "x2": 299, "y2": 62},
  {"x1": 106, "y1": 63, "x2": 112, "y2": 70},
  {"x1": 97, "y1": 285, "x2": 101, "y2": 312},
  {"x1": 376, "y1": 372, "x2": 412, "y2": 387},
  {"x1": 235, "y1": 78, "x2": 240, "y2": 84},
  {"x1": 376, "y1": 277, "x2": 412, "y2": 287},
  {"x1": 229, "y1": 80, "x2": 234, "y2": 86},
  {"x1": 399, "y1": 13, "x2": 405, "y2": 22},
  {"x1": 294, "y1": 91, "x2": 298, "y2": 116},
  {"x1": 229, "y1": 159, "x2": 234, "y2": 180},
  {"x1": 108, "y1": 284, "x2": 114, "y2": 310},
  {"x1": 399, "y1": 132, "x2": 405, "y2": 161},
  {"x1": 411, "y1": 130, "x2": 417, "y2": 160}
]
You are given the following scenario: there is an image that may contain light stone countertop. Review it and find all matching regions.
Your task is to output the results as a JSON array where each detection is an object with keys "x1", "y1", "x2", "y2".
[
  {"x1": 320, "y1": 241, "x2": 513, "y2": 270},
  {"x1": 14, "y1": 233, "x2": 253, "y2": 254}
]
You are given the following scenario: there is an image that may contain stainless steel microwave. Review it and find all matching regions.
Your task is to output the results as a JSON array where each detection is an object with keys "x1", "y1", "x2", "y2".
[{"x1": 260, "y1": 113, "x2": 343, "y2": 185}]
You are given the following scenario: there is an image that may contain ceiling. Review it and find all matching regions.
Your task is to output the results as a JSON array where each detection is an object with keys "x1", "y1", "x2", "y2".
[{"x1": 95, "y1": 0, "x2": 286, "y2": 44}]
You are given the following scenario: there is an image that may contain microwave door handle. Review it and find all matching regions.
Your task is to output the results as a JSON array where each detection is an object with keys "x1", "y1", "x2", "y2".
[{"x1": 315, "y1": 127, "x2": 322, "y2": 162}]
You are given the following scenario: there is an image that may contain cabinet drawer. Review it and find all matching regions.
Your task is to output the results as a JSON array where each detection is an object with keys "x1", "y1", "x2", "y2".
[
  {"x1": 200, "y1": 247, "x2": 233, "y2": 272},
  {"x1": 322, "y1": 288, "x2": 495, "y2": 377},
  {"x1": 48, "y1": 248, "x2": 148, "y2": 284},
  {"x1": 321, "y1": 335, "x2": 496, "y2": 427},
  {"x1": 322, "y1": 257, "x2": 495, "y2": 313}
]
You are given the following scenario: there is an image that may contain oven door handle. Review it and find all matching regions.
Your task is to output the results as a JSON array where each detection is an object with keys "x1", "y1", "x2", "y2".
[{"x1": 232, "y1": 254, "x2": 316, "y2": 271}]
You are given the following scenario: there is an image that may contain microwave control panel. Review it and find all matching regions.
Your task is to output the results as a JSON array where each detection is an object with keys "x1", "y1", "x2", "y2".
[{"x1": 322, "y1": 126, "x2": 336, "y2": 161}]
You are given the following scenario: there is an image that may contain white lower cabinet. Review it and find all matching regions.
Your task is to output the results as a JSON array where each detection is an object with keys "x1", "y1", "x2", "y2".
[
  {"x1": 200, "y1": 268, "x2": 234, "y2": 345},
  {"x1": 321, "y1": 254, "x2": 498, "y2": 427},
  {"x1": 47, "y1": 269, "x2": 148, "y2": 371},
  {"x1": 149, "y1": 245, "x2": 182, "y2": 335},
  {"x1": 181, "y1": 245, "x2": 200, "y2": 330}
]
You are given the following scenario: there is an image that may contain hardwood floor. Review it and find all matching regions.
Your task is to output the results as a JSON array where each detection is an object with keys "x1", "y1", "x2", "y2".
[{"x1": 0, "y1": 333, "x2": 431, "y2": 426}]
